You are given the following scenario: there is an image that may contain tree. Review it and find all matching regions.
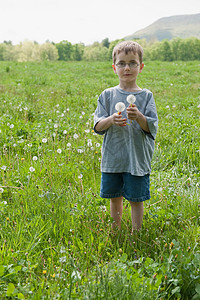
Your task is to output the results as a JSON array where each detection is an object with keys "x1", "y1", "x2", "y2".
[
  {"x1": 40, "y1": 42, "x2": 58, "y2": 61},
  {"x1": 101, "y1": 38, "x2": 110, "y2": 48},
  {"x1": 72, "y1": 43, "x2": 84, "y2": 61},
  {"x1": 56, "y1": 40, "x2": 73, "y2": 61}
]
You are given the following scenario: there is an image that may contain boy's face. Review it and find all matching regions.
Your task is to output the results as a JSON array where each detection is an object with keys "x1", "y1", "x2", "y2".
[{"x1": 112, "y1": 51, "x2": 144, "y2": 87}]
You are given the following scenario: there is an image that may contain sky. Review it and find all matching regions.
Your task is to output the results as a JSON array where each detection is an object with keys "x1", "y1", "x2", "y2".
[{"x1": 0, "y1": 0, "x2": 200, "y2": 45}]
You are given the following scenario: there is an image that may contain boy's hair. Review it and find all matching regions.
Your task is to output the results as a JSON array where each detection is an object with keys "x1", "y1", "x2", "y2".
[{"x1": 112, "y1": 41, "x2": 143, "y2": 65}]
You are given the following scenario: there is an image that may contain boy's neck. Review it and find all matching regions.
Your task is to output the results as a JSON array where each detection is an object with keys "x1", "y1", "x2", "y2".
[{"x1": 119, "y1": 83, "x2": 142, "y2": 92}]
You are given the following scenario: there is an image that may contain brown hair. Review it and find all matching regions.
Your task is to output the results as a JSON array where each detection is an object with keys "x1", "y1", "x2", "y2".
[{"x1": 112, "y1": 41, "x2": 143, "y2": 65}]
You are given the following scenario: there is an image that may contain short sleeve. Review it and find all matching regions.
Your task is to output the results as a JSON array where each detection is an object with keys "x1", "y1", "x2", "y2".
[
  {"x1": 144, "y1": 93, "x2": 158, "y2": 140},
  {"x1": 93, "y1": 93, "x2": 109, "y2": 135}
]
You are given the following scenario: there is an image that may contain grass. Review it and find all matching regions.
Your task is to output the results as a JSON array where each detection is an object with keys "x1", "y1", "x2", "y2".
[{"x1": 0, "y1": 60, "x2": 199, "y2": 299}]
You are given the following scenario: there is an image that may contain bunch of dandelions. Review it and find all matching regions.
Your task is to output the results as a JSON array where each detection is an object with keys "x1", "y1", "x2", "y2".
[{"x1": 115, "y1": 102, "x2": 125, "y2": 114}]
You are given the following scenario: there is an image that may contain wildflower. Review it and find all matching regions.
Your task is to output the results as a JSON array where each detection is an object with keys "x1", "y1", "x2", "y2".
[
  {"x1": 87, "y1": 139, "x2": 92, "y2": 147},
  {"x1": 119, "y1": 248, "x2": 123, "y2": 254},
  {"x1": 42, "y1": 138, "x2": 47, "y2": 143},
  {"x1": 127, "y1": 95, "x2": 136, "y2": 106},
  {"x1": 54, "y1": 124, "x2": 58, "y2": 129},
  {"x1": 84, "y1": 129, "x2": 90, "y2": 133},
  {"x1": 198, "y1": 104, "x2": 200, "y2": 108},
  {"x1": 77, "y1": 149, "x2": 84, "y2": 153},
  {"x1": 1, "y1": 166, "x2": 7, "y2": 170},
  {"x1": 49, "y1": 119, "x2": 52, "y2": 122},
  {"x1": 57, "y1": 149, "x2": 62, "y2": 154},
  {"x1": 82, "y1": 111, "x2": 85, "y2": 115},
  {"x1": 63, "y1": 130, "x2": 67, "y2": 134},
  {"x1": 43, "y1": 270, "x2": 47, "y2": 275},
  {"x1": 0, "y1": 188, "x2": 4, "y2": 193},
  {"x1": 21, "y1": 158, "x2": 25, "y2": 161},
  {"x1": 170, "y1": 242, "x2": 174, "y2": 249},
  {"x1": 32, "y1": 156, "x2": 38, "y2": 161},
  {"x1": 73, "y1": 133, "x2": 79, "y2": 139},
  {"x1": 115, "y1": 102, "x2": 125, "y2": 114},
  {"x1": 10, "y1": 124, "x2": 14, "y2": 129},
  {"x1": 29, "y1": 167, "x2": 35, "y2": 172},
  {"x1": 96, "y1": 143, "x2": 100, "y2": 147},
  {"x1": 78, "y1": 174, "x2": 83, "y2": 179},
  {"x1": 67, "y1": 143, "x2": 71, "y2": 147}
]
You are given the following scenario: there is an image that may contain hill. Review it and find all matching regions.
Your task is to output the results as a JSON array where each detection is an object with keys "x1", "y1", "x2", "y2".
[{"x1": 125, "y1": 13, "x2": 200, "y2": 41}]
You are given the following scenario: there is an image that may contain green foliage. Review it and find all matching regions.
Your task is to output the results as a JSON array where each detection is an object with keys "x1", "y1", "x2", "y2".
[
  {"x1": 0, "y1": 60, "x2": 199, "y2": 299},
  {"x1": 0, "y1": 37, "x2": 200, "y2": 62}
]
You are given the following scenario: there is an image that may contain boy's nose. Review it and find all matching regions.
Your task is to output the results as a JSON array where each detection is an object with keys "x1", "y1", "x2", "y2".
[{"x1": 124, "y1": 63, "x2": 130, "y2": 70}]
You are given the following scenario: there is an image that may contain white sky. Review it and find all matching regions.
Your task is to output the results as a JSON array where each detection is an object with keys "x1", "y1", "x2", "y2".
[{"x1": 0, "y1": 0, "x2": 199, "y2": 45}]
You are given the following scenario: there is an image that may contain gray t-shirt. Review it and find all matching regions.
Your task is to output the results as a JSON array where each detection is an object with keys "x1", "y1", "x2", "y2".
[{"x1": 94, "y1": 86, "x2": 158, "y2": 176}]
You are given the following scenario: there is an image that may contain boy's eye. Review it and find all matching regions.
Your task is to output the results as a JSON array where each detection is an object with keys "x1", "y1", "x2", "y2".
[
  {"x1": 116, "y1": 62, "x2": 139, "y2": 68},
  {"x1": 117, "y1": 62, "x2": 126, "y2": 68}
]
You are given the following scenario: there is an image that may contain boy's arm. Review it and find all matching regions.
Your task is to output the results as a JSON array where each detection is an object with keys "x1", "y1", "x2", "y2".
[
  {"x1": 95, "y1": 113, "x2": 127, "y2": 132},
  {"x1": 127, "y1": 105, "x2": 150, "y2": 133}
]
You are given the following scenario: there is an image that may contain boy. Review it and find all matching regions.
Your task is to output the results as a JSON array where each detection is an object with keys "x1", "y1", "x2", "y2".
[{"x1": 94, "y1": 41, "x2": 158, "y2": 231}]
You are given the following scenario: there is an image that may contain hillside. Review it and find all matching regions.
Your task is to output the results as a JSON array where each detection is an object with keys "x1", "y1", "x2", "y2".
[{"x1": 125, "y1": 13, "x2": 200, "y2": 41}]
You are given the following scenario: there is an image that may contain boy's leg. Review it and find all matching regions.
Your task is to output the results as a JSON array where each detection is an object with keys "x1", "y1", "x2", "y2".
[
  {"x1": 110, "y1": 196, "x2": 123, "y2": 229},
  {"x1": 129, "y1": 201, "x2": 144, "y2": 231}
]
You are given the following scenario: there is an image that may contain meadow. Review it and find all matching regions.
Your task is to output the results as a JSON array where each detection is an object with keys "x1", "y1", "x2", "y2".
[{"x1": 0, "y1": 60, "x2": 199, "y2": 299}]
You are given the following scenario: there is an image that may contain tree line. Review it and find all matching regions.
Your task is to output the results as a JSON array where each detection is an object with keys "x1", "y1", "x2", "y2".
[{"x1": 0, "y1": 37, "x2": 199, "y2": 62}]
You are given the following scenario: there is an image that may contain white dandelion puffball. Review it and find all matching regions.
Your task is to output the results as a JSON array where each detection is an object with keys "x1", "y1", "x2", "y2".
[
  {"x1": 29, "y1": 167, "x2": 35, "y2": 172},
  {"x1": 127, "y1": 95, "x2": 136, "y2": 105},
  {"x1": 57, "y1": 149, "x2": 62, "y2": 154},
  {"x1": 115, "y1": 102, "x2": 125, "y2": 113}
]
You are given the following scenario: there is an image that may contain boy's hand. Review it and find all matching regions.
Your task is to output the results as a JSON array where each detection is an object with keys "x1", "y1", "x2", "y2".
[
  {"x1": 112, "y1": 112, "x2": 127, "y2": 127},
  {"x1": 127, "y1": 104, "x2": 141, "y2": 120}
]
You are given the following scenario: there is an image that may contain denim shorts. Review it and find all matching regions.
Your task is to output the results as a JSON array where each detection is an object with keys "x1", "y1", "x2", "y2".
[{"x1": 100, "y1": 172, "x2": 150, "y2": 202}]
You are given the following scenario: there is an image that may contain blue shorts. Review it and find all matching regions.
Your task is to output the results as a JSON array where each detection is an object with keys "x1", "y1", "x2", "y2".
[{"x1": 100, "y1": 172, "x2": 150, "y2": 202}]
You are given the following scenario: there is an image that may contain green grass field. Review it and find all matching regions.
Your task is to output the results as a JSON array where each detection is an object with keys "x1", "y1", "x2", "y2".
[{"x1": 0, "y1": 60, "x2": 199, "y2": 299}]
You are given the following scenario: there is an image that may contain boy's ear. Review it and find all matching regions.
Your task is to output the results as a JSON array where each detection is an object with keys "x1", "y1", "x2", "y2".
[
  {"x1": 139, "y1": 63, "x2": 144, "y2": 73},
  {"x1": 112, "y1": 64, "x2": 117, "y2": 74}
]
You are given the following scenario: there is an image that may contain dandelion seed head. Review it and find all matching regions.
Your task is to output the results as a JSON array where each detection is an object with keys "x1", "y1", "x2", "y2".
[
  {"x1": 0, "y1": 188, "x2": 4, "y2": 193},
  {"x1": 42, "y1": 138, "x2": 47, "y2": 143},
  {"x1": 73, "y1": 133, "x2": 79, "y2": 139},
  {"x1": 29, "y1": 167, "x2": 35, "y2": 172},
  {"x1": 67, "y1": 143, "x2": 71, "y2": 147},
  {"x1": 115, "y1": 102, "x2": 125, "y2": 113},
  {"x1": 57, "y1": 149, "x2": 62, "y2": 154},
  {"x1": 127, "y1": 95, "x2": 136, "y2": 104},
  {"x1": 63, "y1": 130, "x2": 67, "y2": 134},
  {"x1": 33, "y1": 156, "x2": 38, "y2": 161}
]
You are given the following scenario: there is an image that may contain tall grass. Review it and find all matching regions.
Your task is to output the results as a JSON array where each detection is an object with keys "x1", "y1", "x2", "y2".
[{"x1": 0, "y1": 61, "x2": 199, "y2": 299}]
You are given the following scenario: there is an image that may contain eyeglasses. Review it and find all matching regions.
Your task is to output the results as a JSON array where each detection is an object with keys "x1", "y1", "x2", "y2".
[{"x1": 116, "y1": 62, "x2": 139, "y2": 69}]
